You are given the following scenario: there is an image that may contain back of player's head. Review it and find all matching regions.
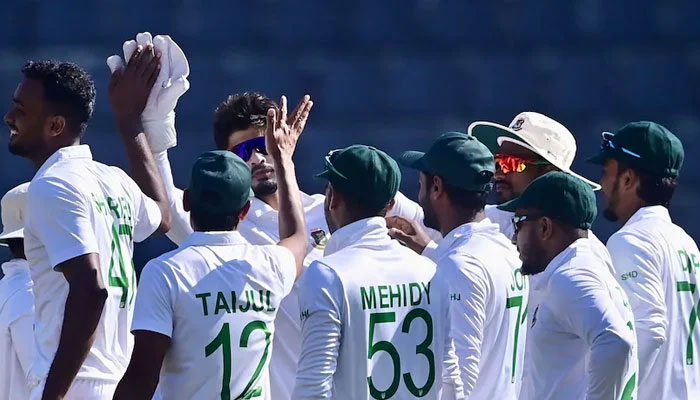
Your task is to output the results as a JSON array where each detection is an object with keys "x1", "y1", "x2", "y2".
[
  {"x1": 21, "y1": 60, "x2": 95, "y2": 137},
  {"x1": 213, "y1": 92, "x2": 279, "y2": 150},
  {"x1": 316, "y1": 145, "x2": 401, "y2": 218},
  {"x1": 187, "y1": 150, "x2": 252, "y2": 230}
]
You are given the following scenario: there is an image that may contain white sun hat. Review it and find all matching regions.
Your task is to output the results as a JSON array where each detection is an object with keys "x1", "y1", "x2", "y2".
[{"x1": 469, "y1": 111, "x2": 601, "y2": 190}]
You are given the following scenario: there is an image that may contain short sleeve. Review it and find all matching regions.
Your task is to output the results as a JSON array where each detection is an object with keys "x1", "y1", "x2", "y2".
[
  {"x1": 131, "y1": 261, "x2": 175, "y2": 338},
  {"x1": 27, "y1": 177, "x2": 98, "y2": 269},
  {"x1": 115, "y1": 168, "x2": 162, "y2": 243},
  {"x1": 265, "y1": 245, "x2": 298, "y2": 296}
]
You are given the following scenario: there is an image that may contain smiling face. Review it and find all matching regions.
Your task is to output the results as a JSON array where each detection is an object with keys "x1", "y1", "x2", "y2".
[
  {"x1": 5, "y1": 78, "x2": 52, "y2": 159},
  {"x1": 226, "y1": 126, "x2": 277, "y2": 199}
]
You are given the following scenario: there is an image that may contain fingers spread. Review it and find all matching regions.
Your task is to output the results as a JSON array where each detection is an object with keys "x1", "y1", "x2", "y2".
[{"x1": 280, "y1": 95, "x2": 288, "y2": 124}]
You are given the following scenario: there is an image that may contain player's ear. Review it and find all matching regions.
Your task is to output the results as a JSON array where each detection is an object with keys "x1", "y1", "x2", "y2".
[
  {"x1": 385, "y1": 197, "x2": 396, "y2": 214},
  {"x1": 540, "y1": 216, "x2": 554, "y2": 241},
  {"x1": 431, "y1": 175, "x2": 445, "y2": 201},
  {"x1": 182, "y1": 189, "x2": 191, "y2": 212},
  {"x1": 47, "y1": 115, "x2": 66, "y2": 138},
  {"x1": 327, "y1": 183, "x2": 342, "y2": 210},
  {"x1": 238, "y1": 200, "x2": 251, "y2": 221}
]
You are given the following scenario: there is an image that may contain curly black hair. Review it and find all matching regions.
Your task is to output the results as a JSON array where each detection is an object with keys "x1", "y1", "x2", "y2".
[
  {"x1": 213, "y1": 92, "x2": 279, "y2": 149},
  {"x1": 22, "y1": 60, "x2": 96, "y2": 137}
]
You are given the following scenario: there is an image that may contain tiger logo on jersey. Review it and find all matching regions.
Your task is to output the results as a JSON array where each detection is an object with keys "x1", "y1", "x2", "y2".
[{"x1": 310, "y1": 228, "x2": 328, "y2": 249}]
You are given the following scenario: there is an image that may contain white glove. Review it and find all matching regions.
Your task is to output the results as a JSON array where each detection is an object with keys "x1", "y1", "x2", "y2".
[{"x1": 107, "y1": 32, "x2": 190, "y2": 153}]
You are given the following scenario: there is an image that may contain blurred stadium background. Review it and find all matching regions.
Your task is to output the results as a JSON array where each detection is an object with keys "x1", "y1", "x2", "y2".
[{"x1": 0, "y1": 0, "x2": 698, "y2": 269}]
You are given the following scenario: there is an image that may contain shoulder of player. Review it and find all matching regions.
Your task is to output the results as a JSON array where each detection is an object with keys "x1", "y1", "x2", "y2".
[
  {"x1": 548, "y1": 254, "x2": 609, "y2": 300},
  {"x1": 28, "y1": 175, "x2": 85, "y2": 203},
  {"x1": 607, "y1": 228, "x2": 661, "y2": 259}
]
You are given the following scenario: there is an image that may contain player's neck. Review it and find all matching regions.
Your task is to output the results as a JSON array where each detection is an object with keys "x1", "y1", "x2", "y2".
[
  {"x1": 259, "y1": 192, "x2": 280, "y2": 210},
  {"x1": 439, "y1": 208, "x2": 485, "y2": 237},
  {"x1": 30, "y1": 138, "x2": 81, "y2": 169}
]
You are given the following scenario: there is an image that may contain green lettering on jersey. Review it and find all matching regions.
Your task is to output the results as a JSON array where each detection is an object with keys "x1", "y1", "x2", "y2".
[
  {"x1": 421, "y1": 282, "x2": 431, "y2": 305},
  {"x1": 196, "y1": 292, "x2": 211, "y2": 316},
  {"x1": 251, "y1": 290, "x2": 265, "y2": 312},
  {"x1": 214, "y1": 292, "x2": 231, "y2": 314},
  {"x1": 389, "y1": 284, "x2": 402, "y2": 307},
  {"x1": 378, "y1": 285, "x2": 389, "y2": 308},
  {"x1": 239, "y1": 291, "x2": 251, "y2": 312},
  {"x1": 361, "y1": 286, "x2": 377, "y2": 310},
  {"x1": 266, "y1": 290, "x2": 276, "y2": 312},
  {"x1": 409, "y1": 283, "x2": 422, "y2": 306}
]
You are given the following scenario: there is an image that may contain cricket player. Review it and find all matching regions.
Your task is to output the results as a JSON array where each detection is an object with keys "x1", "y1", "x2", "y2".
[
  {"x1": 293, "y1": 144, "x2": 462, "y2": 399},
  {"x1": 398, "y1": 132, "x2": 527, "y2": 398},
  {"x1": 4, "y1": 52, "x2": 171, "y2": 398},
  {"x1": 107, "y1": 32, "x2": 435, "y2": 400},
  {"x1": 388, "y1": 112, "x2": 602, "y2": 252},
  {"x1": 588, "y1": 121, "x2": 699, "y2": 399},
  {"x1": 114, "y1": 100, "x2": 310, "y2": 399},
  {"x1": 0, "y1": 182, "x2": 34, "y2": 400},
  {"x1": 502, "y1": 171, "x2": 637, "y2": 400}
]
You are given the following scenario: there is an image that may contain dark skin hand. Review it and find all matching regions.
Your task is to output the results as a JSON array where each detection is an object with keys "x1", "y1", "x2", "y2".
[
  {"x1": 41, "y1": 253, "x2": 108, "y2": 400},
  {"x1": 109, "y1": 44, "x2": 171, "y2": 234}
]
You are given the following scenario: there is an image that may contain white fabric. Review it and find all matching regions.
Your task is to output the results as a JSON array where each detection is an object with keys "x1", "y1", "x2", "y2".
[
  {"x1": 0, "y1": 182, "x2": 29, "y2": 242},
  {"x1": 427, "y1": 219, "x2": 526, "y2": 399},
  {"x1": 520, "y1": 238, "x2": 638, "y2": 400},
  {"x1": 293, "y1": 217, "x2": 463, "y2": 399},
  {"x1": 106, "y1": 33, "x2": 190, "y2": 153},
  {"x1": 153, "y1": 149, "x2": 438, "y2": 400},
  {"x1": 23, "y1": 145, "x2": 162, "y2": 387},
  {"x1": 484, "y1": 204, "x2": 515, "y2": 240},
  {"x1": 29, "y1": 378, "x2": 117, "y2": 400},
  {"x1": 607, "y1": 206, "x2": 700, "y2": 400},
  {"x1": 131, "y1": 231, "x2": 296, "y2": 400},
  {"x1": 0, "y1": 259, "x2": 34, "y2": 400}
]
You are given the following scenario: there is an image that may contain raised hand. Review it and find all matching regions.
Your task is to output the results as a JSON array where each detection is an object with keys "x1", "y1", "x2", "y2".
[
  {"x1": 265, "y1": 95, "x2": 313, "y2": 161},
  {"x1": 108, "y1": 44, "x2": 160, "y2": 128},
  {"x1": 107, "y1": 32, "x2": 190, "y2": 153}
]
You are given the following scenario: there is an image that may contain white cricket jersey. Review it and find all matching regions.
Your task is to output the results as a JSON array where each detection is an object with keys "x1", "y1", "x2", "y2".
[
  {"x1": 131, "y1": 231, "x2": 297, "y2": 400},
  {"x1": 485, "y1": 204, "x2": 515, "y2": 240},
  {"x1": 0, "y1": 259, "x2": 34, "y2": 400},
  {"x1": 425, "y1": 219, "x2": 526, "y2": 399},
  {"x1": 155, "y1": 150, "x2": 436, "y2": 400},
  {"x1": 23, "y1": 145, "x2": 161, "y2": 387},
  {"x1": 607, "y1": 206, "x2": 700, "y2": 400},
  {"x1": 293, "y1": 217, "x2": 463, "y2": 399},
  {"x1": 521, "y1": 238, "x2": 638, "y2": 400}
]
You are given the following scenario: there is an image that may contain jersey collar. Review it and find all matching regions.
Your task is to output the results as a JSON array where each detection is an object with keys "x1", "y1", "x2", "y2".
[
  {"x1": 624, "y1": 205, "x2": 671, "y2": 228},
  {"x1": 323, "y1": 216, "x2": 390, "y2": 257},
  {"x1": 1, "y1": 258, "x2": 30, "y2": 277},
  {"x1": 182, "y1": 230, "x2": 249, "y2": 247},
  {"x1": 434, "y1": 218, "x2": 502, "y2": 258},
  {"x1": 530, "y1": 237, "x2": 590, "y2": 291},
  {"x1": 34, "y1": 145, "x2": 93, "y2": 180}
]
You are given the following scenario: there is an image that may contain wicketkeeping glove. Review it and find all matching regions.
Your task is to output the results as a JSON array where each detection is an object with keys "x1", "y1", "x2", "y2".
[{"x1": 107, "y1": 32, "x2": 190, "y2": 153}]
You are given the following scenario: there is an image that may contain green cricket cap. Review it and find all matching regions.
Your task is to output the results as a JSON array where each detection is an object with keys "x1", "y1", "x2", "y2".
[
  {"x1": 188, "y1": 150, "x2": 252, "y2": 216},
  {"x1": 498, "y1": 171, "x2": 597, "y2": 230},
  {"x1": 588, "y1": 121, "x2": 684, "y2": 178},
  {"x1": 399, "y1": 132, "x2": 494, "y2": 191},
  {"x1": 316, "y1": 144, "x2": 401, "y2": 211}
]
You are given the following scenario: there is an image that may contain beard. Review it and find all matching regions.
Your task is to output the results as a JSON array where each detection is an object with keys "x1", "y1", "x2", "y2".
[
  {"x1": 420, "y1": 200, "x2": 440, "y2": 232},
  {"x1": 520, "y1": 262, "x2": 546, "y2": 276},
  {"x1": 324, "y1": 197, "x2": 338, "y2": 234},
  {"x1": 493, "y1": 180, "x2": 515, "y2": 204},
  {"x1": 603, "y1": 178, "x2": 622, "y2": 222},
  {"x1": 250, "y1": 163, "x2": 278, "y2": 198}
]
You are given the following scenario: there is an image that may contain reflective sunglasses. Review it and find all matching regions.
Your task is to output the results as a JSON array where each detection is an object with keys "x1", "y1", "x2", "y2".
[
  {"x1": 495, "y1": 154, "x2": 550, "y2": 174},
  {"x1": 230, "y1": 137, "x2": 267, "y2": 162},
  {"x1": 600, "y1": 132, "x2": 641, "y2": 159},
  {"x1": 511, "y1": 214, "x2": 544, "y2": 234}
]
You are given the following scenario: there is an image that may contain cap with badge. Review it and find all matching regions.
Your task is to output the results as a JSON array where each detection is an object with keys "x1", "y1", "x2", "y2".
[
  {"x1": 188, "y1": 150, "x2": 252, "y2": 216},
  {"x1": 316, "y1": 144, "x2": 401, "y2": 211},
  {"x1": 469, "y1": 111, "x2": 601, "y2": 190},
  {"x1": 399, "y1": 132, "x2": 495, "y2": 191},
  {"x1": 0, "y1": 182, "x2": 30, "y2": 246},
  {"x1": 498, "y1": 171, "x2": 597, "y2": 230},
  {"x1": 587, "y1": 121, "x2": 684, "y2": 178}
]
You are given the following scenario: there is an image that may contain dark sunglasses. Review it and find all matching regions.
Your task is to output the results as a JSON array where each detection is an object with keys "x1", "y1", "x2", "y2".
[
  {"x1": 601, "y1": 132, "x2": 641, "y2": 159},
  {"x1": 511, "y1": 214, "x2": 544, "y2": 234},
  {"x1": 230, "y1": 137, "x2": 267, "y2": 162}
]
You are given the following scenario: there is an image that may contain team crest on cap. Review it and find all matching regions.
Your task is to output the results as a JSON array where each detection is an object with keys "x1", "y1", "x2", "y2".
[
  {"x1": 511, "y1": 118, "x2": 525, "y2": 131},
  {"x1": 310, "y1": 228, "x2": 328, "y2": 249}
]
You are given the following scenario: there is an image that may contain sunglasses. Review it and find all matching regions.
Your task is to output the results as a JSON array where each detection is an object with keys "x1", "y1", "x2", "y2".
[
  {"x1": 495, "y1": 154, "x2": 550, "y2": 174},
  {"x1": 511, "y1": 214, "x2": 544, "y2": 234},
  {"x1": 230, "y1": 137, "x2": 267, "y2": 162},
  {"x1": 601, "y1": 132, "x2": 641, "y2": 159}
]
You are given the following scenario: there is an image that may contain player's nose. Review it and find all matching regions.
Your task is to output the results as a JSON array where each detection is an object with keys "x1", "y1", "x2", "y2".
[{"x1": 248, "y1": 150, "x2": 266, "y2": 166}]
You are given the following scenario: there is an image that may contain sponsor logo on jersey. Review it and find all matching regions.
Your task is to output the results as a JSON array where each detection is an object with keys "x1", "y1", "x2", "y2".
[
  {"x1": 531, "y1": 305, "x2": 539, "y2": 328},
  {"x1": 310, "y1": 228, "x2": 328, "y2": 249}
]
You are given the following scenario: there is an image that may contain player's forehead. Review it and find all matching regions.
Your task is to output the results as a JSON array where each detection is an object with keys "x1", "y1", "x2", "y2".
[
  {"x1": 226, "y1": 126, "x2": 265, "y2": 149},
  {"x1": 498, "y1": 141, "x2": 542, "y2": 160},
  {"x1": 13, "y1": 78, "x2": 45, "y2": 107}
]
